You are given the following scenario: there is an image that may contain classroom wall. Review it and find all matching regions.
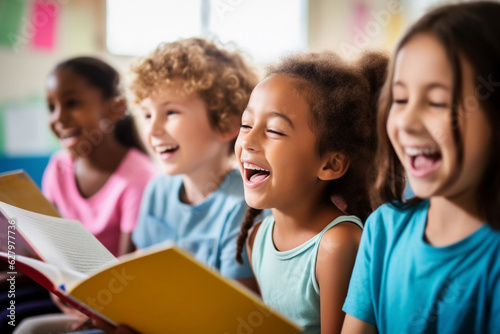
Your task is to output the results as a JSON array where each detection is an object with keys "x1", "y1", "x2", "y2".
[{"x1": 0, "y1": 0, "x2": 425, "y2": 186}]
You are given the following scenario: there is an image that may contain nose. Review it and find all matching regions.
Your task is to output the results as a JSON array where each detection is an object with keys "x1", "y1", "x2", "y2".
[
  {"x1": 147, "y1": 112, "x2": 165, "y2": 137},
  {"x1": 49, "y1": 105, "x2": 69, "y2": 127},
  {"x1": 238, "y1": 127, "x2": 260, "y2": 153},
  {"x1": 394, "y1": 100, "x2": 425, "y2": 134}
]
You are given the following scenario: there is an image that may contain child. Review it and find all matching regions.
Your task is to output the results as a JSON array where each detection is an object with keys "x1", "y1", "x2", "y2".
[
  {"x1": 87, "y1": 37, "x2": 260, "y2": 334},
  {"x1": 342, "y1": 2, "x2": 500, "y2": 333},
  {"x1": 11, "y1": 57, "x2": 157, "y2": 333},
  {"x1": 43, "y1": 57, "x2": 157, "y2": 257},
  {"x1": 234, "y1": 50, "x2": 388, "y2": 333},
  {"x1": 130, "y1": 37, "x2": 260, "y2": 286}
]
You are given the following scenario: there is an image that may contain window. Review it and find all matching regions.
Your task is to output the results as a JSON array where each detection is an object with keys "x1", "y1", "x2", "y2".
[{"x1": 106, "y1": 0, "x2": 308, "y2": 63}]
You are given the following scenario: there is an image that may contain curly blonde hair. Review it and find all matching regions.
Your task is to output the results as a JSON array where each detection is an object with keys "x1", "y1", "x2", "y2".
[{"x1": 130, "y1": 38, "x2": 259, "y2": 140}]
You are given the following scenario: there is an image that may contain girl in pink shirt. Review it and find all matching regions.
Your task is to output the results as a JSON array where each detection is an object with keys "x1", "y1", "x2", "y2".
[
  {"x1": 11, "y1": 57, "x2": 157, "y2": 333},
  {"x1": 42, "y1": 57, "x2": 157, "y2": 257}
]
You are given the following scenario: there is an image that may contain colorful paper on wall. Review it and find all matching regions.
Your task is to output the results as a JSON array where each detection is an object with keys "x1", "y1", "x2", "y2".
[
  {"x1": 385, "y1": 2, "x2": 403, "y2": 50},
  {"x1": 351, "y1": 1, "x2": 368, "y2": 43},
  {"x1": 4, "y1": 104, "x2": 51, "y2": 155},
  {"x1": 30, "y1": 0, "x2": 58, "y2": 50},
  {"x1": 0, "y1": 0, "x2": 25, "y2": 47}
]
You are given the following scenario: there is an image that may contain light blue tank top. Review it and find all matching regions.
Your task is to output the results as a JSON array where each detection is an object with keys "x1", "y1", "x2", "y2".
[{"x1": 252, "y1": 214, "x2": 363, "y2": 334}]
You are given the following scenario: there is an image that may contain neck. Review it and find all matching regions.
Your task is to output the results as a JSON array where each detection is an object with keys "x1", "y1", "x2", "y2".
[
  {"x1": 75, "y1": 134, "x2": 128, "y2": 172},
  {"x1": 181, "y1": 154, "x2": 233, "y2": 205},
  {"x1": 271, "y1": 188, "x2": 342, "y2": 243},
  {"x1": 426, "y1": 196, "x2": 485, "y2": 246}
]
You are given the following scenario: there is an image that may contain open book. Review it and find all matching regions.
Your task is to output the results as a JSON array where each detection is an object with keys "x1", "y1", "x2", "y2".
[{"x1": 0, "y1": 201, "x2": 303, "y2": 333}]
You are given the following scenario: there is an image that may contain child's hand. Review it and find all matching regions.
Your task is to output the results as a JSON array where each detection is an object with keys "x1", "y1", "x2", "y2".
[
  {"x1": 71, "y1": 316, "x2": 94, "y2": 331},
  {"x1": 92, "y1": 317, "x2": 140, "y2": 334}
]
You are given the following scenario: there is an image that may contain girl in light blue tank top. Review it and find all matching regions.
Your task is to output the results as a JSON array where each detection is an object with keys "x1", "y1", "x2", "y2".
[{"x1": 234, "y1": 51, "x2": 388, "y2": 333}]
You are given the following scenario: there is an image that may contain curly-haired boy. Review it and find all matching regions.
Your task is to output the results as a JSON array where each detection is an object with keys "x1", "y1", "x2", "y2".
[{"x1": 130, "y1": 38, "x2": 260, "y2": 290}]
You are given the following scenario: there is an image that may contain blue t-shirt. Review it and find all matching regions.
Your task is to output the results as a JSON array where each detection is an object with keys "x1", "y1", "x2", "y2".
[
  {"x1": 343, "y1": 200, "x2": 500, "y2": 334},
  {"x1": 132, "y1": 169, "x2": 253, "y2": 279}
]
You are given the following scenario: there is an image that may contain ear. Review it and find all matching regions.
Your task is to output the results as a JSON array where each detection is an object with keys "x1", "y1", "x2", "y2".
[
  {"x1": 106, "y1": 96, "x2": 126, "y2": 122},
  {"x1": 217, "y1": 115, "x2": 241, "y2": 142},
  {"x1": 317, "y1": 152, "x2": 350, "y2": 181}
]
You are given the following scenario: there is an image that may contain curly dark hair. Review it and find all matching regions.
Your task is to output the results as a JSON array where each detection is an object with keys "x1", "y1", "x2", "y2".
[
  {"x1": 236, "y1": 50, "x2": 388, "y2": 263},
  {"x1": 376, "y1": 1, "x2": 500, "y2": 229},
  {"x1": 129, "y1": 38, "x2": 259, "y2": 153}
]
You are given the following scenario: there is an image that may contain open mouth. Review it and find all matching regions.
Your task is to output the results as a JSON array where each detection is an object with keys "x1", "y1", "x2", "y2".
[
  {"x1": 243, "y1": 162, "x2": 270, "y2": 184},
  {"x1": 405, "y1": 146, "x2": 442, "y2": 177},
  {"x1": 155, "y1": 145, "x2": 179, "y2": 159},
  {"x1": 59, "y1": 130, "x2": 81, "y2": 147}
]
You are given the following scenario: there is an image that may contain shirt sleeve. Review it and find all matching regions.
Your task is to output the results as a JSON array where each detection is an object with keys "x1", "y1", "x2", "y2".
[
  {"x1": 490, "y1": 269, "x2": 500, "y2": 333},
  {"x1": 342, "y1": 211, "x2": 377, "y2": 325},
  {"x1": 217, "y1": 201, "x2": 254, "y2": 279}
]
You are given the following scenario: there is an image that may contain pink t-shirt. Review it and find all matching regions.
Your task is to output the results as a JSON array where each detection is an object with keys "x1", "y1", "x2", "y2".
[{"x1": 42, "y1": 148, "x2": 158, "y2": 256}]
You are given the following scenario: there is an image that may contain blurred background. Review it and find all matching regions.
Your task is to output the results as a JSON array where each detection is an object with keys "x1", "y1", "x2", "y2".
[{"x1": 0, "y1": 0, "x2": 478, "y2": 186}]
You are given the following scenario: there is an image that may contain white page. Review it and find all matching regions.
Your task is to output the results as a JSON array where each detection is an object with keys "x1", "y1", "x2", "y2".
[{"x1": 0, "y1": 202, "x2": 118, "y2": 275}]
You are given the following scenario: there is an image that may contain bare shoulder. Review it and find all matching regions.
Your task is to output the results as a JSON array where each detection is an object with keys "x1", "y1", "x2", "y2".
[{"x1": 318, "y1": 221, "x2": 363, "y2": 262}]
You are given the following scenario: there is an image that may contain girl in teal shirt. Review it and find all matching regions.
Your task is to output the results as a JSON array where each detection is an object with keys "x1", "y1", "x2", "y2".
[{"x1": 343, "y1": 2, "x2": 500, "y2": 333}]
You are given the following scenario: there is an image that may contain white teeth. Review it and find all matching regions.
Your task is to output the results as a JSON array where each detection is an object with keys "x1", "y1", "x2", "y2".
[
  {"x1": 243, "y1": 162, "x2": 269, "y2": 172},
  {"x1": 155, "y1": 145, "x2": 178, "y2": 153},
  {"x1": 405, "y1": 147, "x2": 438, "y2": 156},
  {"x1": 61, "y1": 130, "x2": 79, "y2": 138}
]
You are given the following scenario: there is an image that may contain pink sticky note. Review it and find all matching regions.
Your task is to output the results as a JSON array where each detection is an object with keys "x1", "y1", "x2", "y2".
[
  {"x1": 30, "y1": 0, "x2": 58, "y2": 50},
  {"x1": 351, "y1": 2, "x2": 368, "y2": 43}
]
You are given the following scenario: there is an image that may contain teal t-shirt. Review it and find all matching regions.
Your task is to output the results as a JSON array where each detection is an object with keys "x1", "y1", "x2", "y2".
[{"x1": 343, "y1": 200, "x2": 500, "y2": 333}]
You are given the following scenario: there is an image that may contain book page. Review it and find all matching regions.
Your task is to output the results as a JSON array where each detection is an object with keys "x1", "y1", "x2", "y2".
[
  {"x1": 0, "y1": 202, "x2": 118, "y2": 275},
  {"x1": 0, "y1": 252, "x2": 87, "y2": 290}
]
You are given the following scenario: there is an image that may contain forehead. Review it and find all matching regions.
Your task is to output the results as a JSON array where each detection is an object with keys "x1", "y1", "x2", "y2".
[
  {"x1": 142, "y1": 81, "x2": 195, "y2": 104},
  {"x1": 394, "y1": 33, "x2": 453, "y2": 86},
  {"x1": 46, "y1": 68, "x2": 91, "y2": 92},
  {"x1": 247, "y1": 74, "x2": 310, "y2": 117}
]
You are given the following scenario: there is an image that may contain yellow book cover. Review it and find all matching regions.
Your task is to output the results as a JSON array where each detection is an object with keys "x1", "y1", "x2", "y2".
[
  {"x1": 0, "y1": 170, "x2": 60, "y2": 217},
  {"x1": 0, "y1": 201, "x2": 303, "y2": 333}
]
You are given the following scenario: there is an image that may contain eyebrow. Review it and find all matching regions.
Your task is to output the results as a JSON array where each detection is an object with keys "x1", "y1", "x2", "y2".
[
  {"x1": 244, "y1": 107, "x2": 295, "y2": 129},
  {"x1": 61, "y1": 90, "x2": 80, "y2": 97},
  {"x1": 393, "y1": 81, "x2": 451, "y2": 91}
]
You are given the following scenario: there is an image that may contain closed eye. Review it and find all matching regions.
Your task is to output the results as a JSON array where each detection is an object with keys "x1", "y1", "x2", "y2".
[
  {"x1": 65, "y1": 99, "x2": 79, "y2": 108},
  {"x1": 429, "y1": 102, "x2": 448, "y2": 108},
  {"x1": 240, "y1": 124, "x2": 252, "y2": 129},
  {"x1": 267, "y1": 129, "x2": 285, "y2": 136},
  {"x1": 166, "y1": 110, "x2": 178, "y2": 116},
  {"x1": 393, "y1": 99, "x2": 407, "y2": 104}
]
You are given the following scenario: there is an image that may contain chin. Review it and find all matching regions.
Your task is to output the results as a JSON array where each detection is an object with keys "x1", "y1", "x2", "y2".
[{"x1": 243, "y1": 194, "x2": 268, "y2": 210}]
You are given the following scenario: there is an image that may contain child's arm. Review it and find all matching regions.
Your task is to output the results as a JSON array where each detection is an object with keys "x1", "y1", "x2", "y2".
[
  {"x1": 341, "y1": 314, "x2": 377, "y2": 334},
  {"x1": 316, "y1": 222, "x2": 362, "y2": 334},
  {"x1": 117, "y1": 232, "x2": 136, "y2": 256}
]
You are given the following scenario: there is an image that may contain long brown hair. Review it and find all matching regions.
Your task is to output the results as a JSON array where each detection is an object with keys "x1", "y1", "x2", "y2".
[{"x1": 376, "y1": 1, "x2": 500, "y2": 229}]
